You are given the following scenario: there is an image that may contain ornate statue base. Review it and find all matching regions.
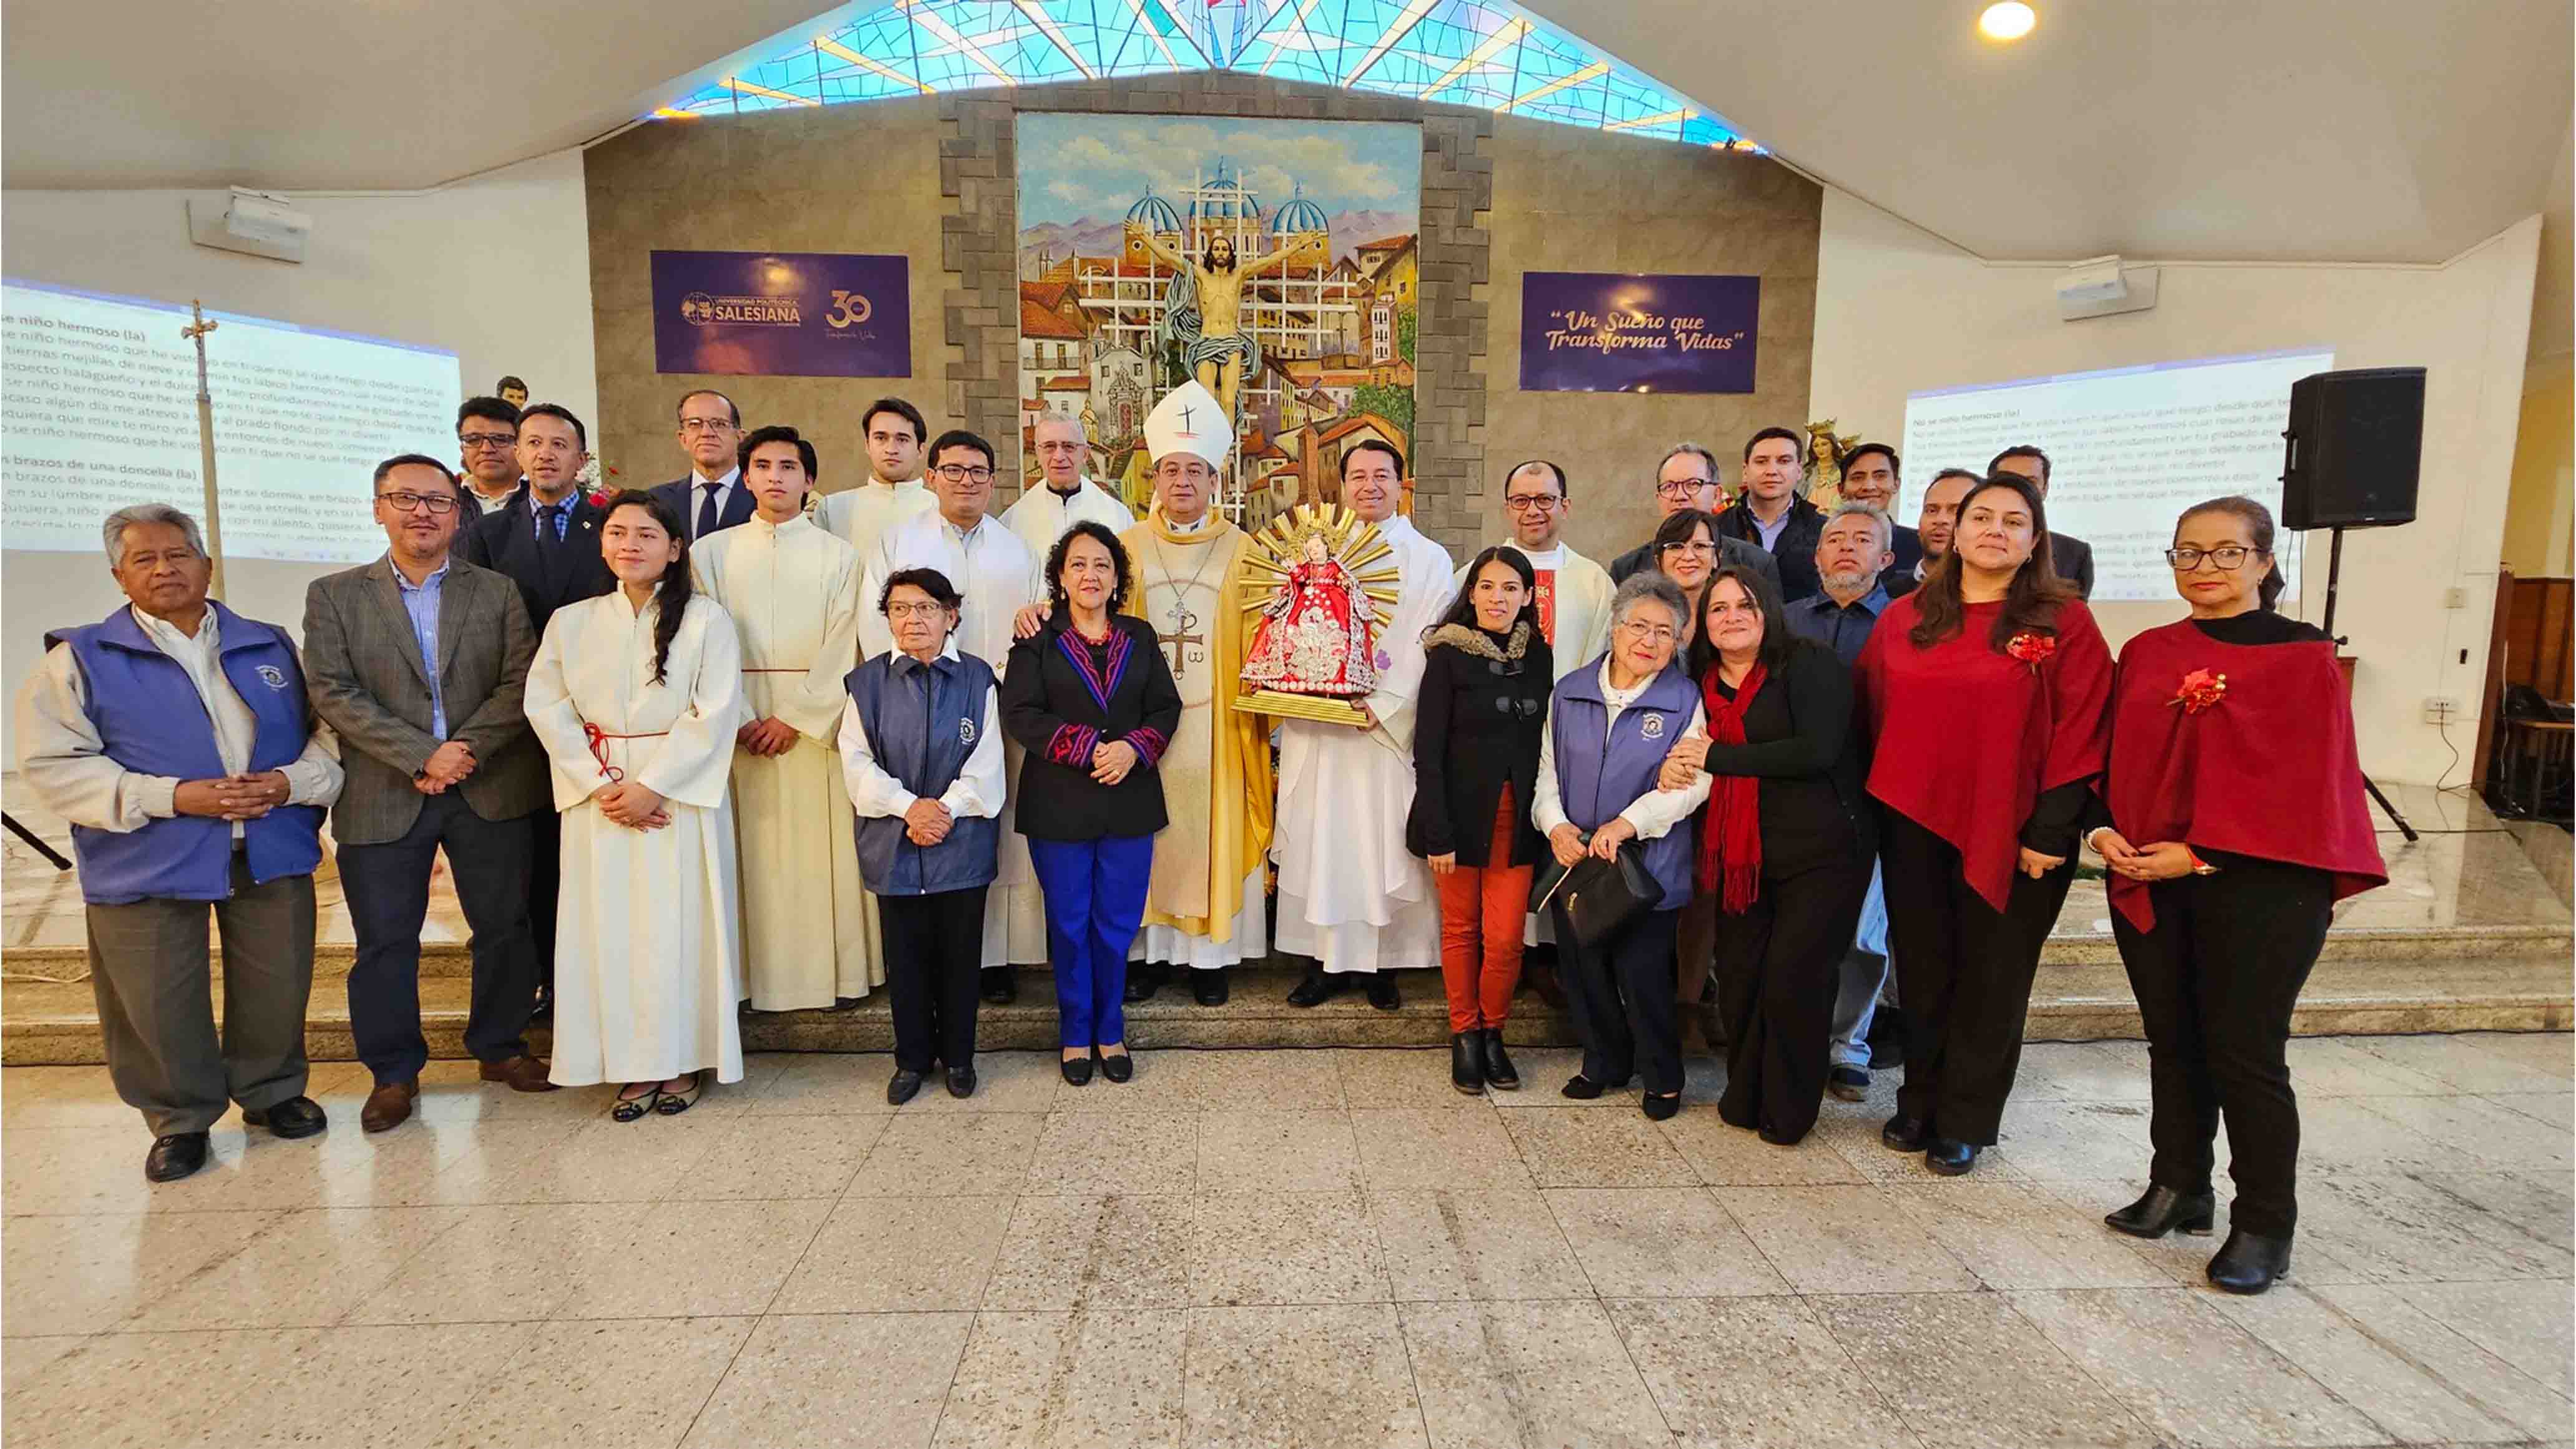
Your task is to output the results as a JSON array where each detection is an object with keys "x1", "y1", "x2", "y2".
[{"x1": 1236, "y1": 687, "x2": 1370, "y2": 728}]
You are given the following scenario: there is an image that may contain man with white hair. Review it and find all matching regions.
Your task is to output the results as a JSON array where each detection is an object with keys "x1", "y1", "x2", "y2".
[
  {"x1": 1002, "y1": 414, "x2": 1133, "y2": 557},
  {"x1": 16, "y1": 504, "x2": 344, "y2": 1182}
]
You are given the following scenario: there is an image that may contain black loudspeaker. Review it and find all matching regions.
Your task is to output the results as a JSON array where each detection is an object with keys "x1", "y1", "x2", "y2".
[{"x1": 2280, "y1": 366, "x2": 2424, "y2": 530}]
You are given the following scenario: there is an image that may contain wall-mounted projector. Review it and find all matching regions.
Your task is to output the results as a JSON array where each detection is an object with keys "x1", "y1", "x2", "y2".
[
  {"x1": 186, "y1": 187, "x2": 311, "y2": 263},
  {"x1": 2057, "y1": 254, "x2": 2159, "y2": 321}
]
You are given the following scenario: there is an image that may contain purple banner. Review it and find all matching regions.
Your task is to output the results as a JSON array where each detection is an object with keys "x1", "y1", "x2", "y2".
[
  {"x1": 1518, "y1": 271, "x2": 1759, "y2": 394},
  {"x1": 651, "y1": 250, "x2": 910, "y2": 378}
]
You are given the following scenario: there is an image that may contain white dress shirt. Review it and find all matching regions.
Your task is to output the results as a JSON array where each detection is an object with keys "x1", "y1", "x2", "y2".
[
  {"x1": 1532, "y1": 660, "x2": 1712, "y2": 840},
  {"x1": 835, "y1": 641, "x2": 1006, "y2": 821}
]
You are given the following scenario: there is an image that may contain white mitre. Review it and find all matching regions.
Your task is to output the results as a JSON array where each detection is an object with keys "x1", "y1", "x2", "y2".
[{"x1": 1143, "y1": 381, "x2": 1233, "y2": 468}]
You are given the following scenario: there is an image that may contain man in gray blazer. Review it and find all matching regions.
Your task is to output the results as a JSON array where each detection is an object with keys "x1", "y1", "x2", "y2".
[{"x1": 305, "y1": 454, "x2": 556, "y2": 1133}]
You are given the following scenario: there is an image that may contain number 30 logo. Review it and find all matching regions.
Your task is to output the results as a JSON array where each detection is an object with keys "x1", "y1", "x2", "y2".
[{"x1": 825, "y1": 290, "x2": 872, "y2": 329}]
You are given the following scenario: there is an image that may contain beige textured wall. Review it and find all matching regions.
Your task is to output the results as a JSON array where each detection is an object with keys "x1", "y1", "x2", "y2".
[
  {"x1": 584, "y1": 98, "x2": 952, "y2": 497},
  {"x1": 1479, "y1": 117, "x2": 1823, "y2": 565}
]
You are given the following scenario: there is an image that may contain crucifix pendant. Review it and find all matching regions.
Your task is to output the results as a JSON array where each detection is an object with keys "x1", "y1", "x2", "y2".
[{"x1": 1166, "y1": 600, "x2": 1206, "y2": 681}]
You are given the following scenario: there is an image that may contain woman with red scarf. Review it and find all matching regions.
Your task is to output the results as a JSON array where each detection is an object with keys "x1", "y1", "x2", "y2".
[
  {"x1": 2087, "y1": 497, "x2": 2385, "y2": 1294},
  {"x1": 1659, "y1": 564, "x2": 1875, "y2": 1143},
  {"x1": 1853, "y1": 472, "x2": 2112, "y2": 1176}
]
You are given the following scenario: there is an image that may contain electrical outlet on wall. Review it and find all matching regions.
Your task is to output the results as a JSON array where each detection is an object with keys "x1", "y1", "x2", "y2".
[
  {"x1": 2443, "y1": 587, "x2": 2467, "y2": 609},
  {"x1": 2422, "y1": 695, "x2": 2461, "y2": 724}
]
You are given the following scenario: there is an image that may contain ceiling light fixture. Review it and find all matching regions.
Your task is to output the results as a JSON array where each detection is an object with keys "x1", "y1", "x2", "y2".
[{"x1": 1978, "y1": 2, "x2": 2036, "y2": 41}]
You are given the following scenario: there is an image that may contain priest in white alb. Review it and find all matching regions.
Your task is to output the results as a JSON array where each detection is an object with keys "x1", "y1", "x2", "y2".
[
  {"x1": 815, "y1": 396, "x2": 938, "y2": 567},
  {"x1": 859, "y1": 426, "x2": 1048, "y2": 1000},
  {"x1": 692, "y1": 425, "x2": 877, "y2": 1011},
  {"x1": 1276, "y1": 439, "x2": 1455, "y2": 1009},
  {"x1": 1467, "y1": 458, "x2": 1614, "y2": 680},
  {"x1": 1120, "y1": 383, "x2": 1272, "y2": 1006},
  {"x1": 1002, "y1": 414, "x2": 1133, "y2": 557}
]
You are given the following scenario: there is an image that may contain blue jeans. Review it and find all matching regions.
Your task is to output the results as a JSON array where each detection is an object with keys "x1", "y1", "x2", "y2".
[{"x1": 1027, "y1": 834, "x2": 1154, "y2": 1048}]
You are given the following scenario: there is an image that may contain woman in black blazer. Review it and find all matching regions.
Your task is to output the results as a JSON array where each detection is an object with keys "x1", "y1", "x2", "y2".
[
  {"x1": 1661, "y1": 563, "x2": 1876, "y2": 1144},
  {"x1": 1407, "y1": 545, "x2": 1554, "y2": 1095},
  {"x1": 1002, "y1": 522, "x2": 1183, "y2": 1086}
]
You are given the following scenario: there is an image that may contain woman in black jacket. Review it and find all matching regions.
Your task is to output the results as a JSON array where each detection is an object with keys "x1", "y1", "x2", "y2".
[
  {"x1": 1407, "y1": 546, "x2": 1554, "y2": 1094},
  {"x1": 1002, "y1": 522, "x2": 1183, "y2": 1086},
  {"x1": 1661, "y1": 564, "x2": 1876, "y2": 1143}
]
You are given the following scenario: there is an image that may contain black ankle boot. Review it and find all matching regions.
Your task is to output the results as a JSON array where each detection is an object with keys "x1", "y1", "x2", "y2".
[
  {"x1": 2104, "y1": 1183, "x2": 2215, "y2": 1239},
  {"x1": 1450, "y1": 1033, "x2": 1485, "y2": 1095},
  {"x1": 2207, "y1": 1229, "x2": 2292, "y2": 1294},
  {"x1": 1479, "y1": 1028, "x2": 1519, "y2": 1090}
]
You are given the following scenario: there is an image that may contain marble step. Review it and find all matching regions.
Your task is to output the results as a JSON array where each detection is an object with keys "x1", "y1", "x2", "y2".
[{"x1": 4, "y1": 953, "x2": 2567, "y2": 1066}]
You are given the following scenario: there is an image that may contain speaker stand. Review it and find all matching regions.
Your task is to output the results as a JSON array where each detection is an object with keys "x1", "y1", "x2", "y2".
[{"x1": 2318, "y1": 525, "x2": 2419, "y2": 843}]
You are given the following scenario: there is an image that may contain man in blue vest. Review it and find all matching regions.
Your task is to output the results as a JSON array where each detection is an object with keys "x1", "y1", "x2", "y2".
[{"x1": 14, "y1": 504, "x2": 344, "y2": 1182}]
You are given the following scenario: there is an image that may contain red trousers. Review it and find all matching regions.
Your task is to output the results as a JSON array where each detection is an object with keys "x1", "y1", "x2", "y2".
[{"x1": 1435, "y1": 786, "x2": 1531, "y2": 1033}]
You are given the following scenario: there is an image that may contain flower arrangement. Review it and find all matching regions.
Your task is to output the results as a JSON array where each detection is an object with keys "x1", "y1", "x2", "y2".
[
  {"x1": 2004, "y1": 632, "x2": 2057, "y2": 673},
  {"x1": 579, "y1": 457, "x2": 622, "y2": 509},
  {"x1": 2169, "y1": 668, "x2": 2228, "y2": 715}
]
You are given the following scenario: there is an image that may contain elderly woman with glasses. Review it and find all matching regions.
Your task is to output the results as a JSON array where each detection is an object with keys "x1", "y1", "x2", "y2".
[{"x1": 1533, "y1": 573, "x2": 1712, "y2": 1120}]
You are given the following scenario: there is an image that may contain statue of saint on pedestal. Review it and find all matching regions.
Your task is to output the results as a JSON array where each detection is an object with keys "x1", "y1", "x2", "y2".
[{"x1": 1236, "y1": 504, "x2": 1400, "y2": 727}]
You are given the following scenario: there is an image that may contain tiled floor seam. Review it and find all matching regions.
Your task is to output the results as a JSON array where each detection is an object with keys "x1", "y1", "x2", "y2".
[
  {"x1": 671, "y1": 1179, "x2": 837, "y2": 1448},
  {"x1": 2295, "y1": 1282, "x2": 2564, "y2": 1443}
]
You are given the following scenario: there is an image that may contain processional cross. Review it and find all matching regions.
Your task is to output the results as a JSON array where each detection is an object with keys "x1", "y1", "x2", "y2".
[{"x1": 180, "y1": 300, "x2": 228, "y2": 598}]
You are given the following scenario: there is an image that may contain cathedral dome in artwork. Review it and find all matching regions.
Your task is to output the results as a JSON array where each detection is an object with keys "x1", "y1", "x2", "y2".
[
  {"x1": 1271, "y1": 186, "x2": 1329, "y2": 237},
  {"x1": 1125, "y1": 187, "x2": 1183, "y2": 235}
]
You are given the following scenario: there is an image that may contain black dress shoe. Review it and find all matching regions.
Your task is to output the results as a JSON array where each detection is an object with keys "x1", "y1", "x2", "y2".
[
  {"x1": 2105, "y1": 1183, "x2": 2217, "y2": 1239},
  {"x1": 1881, "y1": 1113, "x2": 1930, "y2": 1152},
  {"x1": 886, "y1": 1069, "x2": 925, "y2": 1106},
  {"x1": 1757, "y1": 1124, "x2": 1805, "y2": 1146},
  {"x1": 1479, "y1": 1029, "x2": 1520, "y2": 1091},
  {"x1": 240, "y1": 1096, "x2": 327, "y2": 1139},
  {"x1": 1925, "y1": 1138, "x2": 1978, "y2": 1176},
  {"x1": 1193, "y1": 969, "x2": 1230, "y2": 1006},
  {"x1": 1125, "y1": 967, "x2": 1161, "y2": 1004},
  {"x1": 946, "y1": 1065, "x2": 978, "y2": 1099},
  {"x1": 1450, "y1": 1033, "x2": 1486, "y2": 1095},
  {"x1": 1827, "y1": 1066, "x2": 1870, "y2": 1102},
  {"x1": 144, "y1": 1132, "x2": 210, "y2": 1183},
  {"x1": 1641, "y1": 1092, "x2": 1681, "y2": 1122},
  {"x1": 1099, "y1": 1048, "x2": 1133, "y2": 1084},
  {"x1": 2207, "y1": 1229, "x2": 2291, "y2": 1294},
  {"x1": 1285, "y1": 967, "x2": 1343, "y2": 1008},
  {"x1": 1061, "y1": 1055, "x2": 1094, "y2": 1087},
  {"x1": 1364, "y1": 971, "x2": 1400, "y2": 1011},
  {"x1": 980, "y1": 967, "x2": 1017, "y2": 1005},
  {"x1": 1561, "y1": 1074, "x2": 1607, "y2": 1100}
]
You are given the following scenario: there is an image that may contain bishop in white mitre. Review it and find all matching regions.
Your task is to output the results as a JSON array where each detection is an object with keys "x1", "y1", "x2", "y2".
[
  {"x1": 1001, "y1": 414, "x2": 1134, "y2": 560},
  {"x1": 693, "y1": 427, "x2": 879, "y2": 1010},
  {"x1": 815, "y1": 397, "x2": 939, "y2": 566},
  {"x1": 857, "y1": 428, "x2": 1049, "y2": 983},
  {"x1": 1274, "y1": 439, "x2": 1455, "y2": 1005}
]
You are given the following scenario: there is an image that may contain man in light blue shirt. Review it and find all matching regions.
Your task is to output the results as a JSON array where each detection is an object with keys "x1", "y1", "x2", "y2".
[{"x1": 391, "y1": 557, "x2": 450, "y2": 738}]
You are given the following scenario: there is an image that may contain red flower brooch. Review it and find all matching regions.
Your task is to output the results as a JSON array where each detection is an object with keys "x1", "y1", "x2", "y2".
[
  {"x1": 2169, "y1": 668, "x2": 2228, "y2": 715},
  {"x1": 2004, "y1": 632, "x2": 2056, "y2": 673}
]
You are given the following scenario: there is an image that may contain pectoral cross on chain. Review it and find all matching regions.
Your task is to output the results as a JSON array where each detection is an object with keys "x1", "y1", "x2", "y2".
[{"x1": 1166, "y1": 600, "x2": 1206, "y2": 681}]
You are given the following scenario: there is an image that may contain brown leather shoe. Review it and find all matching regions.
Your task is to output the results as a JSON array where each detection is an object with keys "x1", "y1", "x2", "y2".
[
  {"x1": 360, "y1": 1079, "x2": 418, "y2": 1133},
  {"x1": 477, "y1": 1055, "x2": 560, "y2": 1093}
]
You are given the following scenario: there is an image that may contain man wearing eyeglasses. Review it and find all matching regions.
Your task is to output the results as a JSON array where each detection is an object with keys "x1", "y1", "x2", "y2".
[
  {"x1": 303, "y1": 456, "x2": 555, "y2": 1134},
  {"x1": 452, "y1": 397, "x2": 525, "y2": 522},
  {"x1": 649, "y1": 389, "x2": 754, "y2": 541},
  {"x1": 1002, "y1": 414, "x2": 1133, "y2": 559},
  {"x1": 859, "y1": 429, "x2": 1047, "y2": 1002},
  {"x1": 1466, "y1": 460, "x2": 1614, "y2": 681},
  {"x1": 1607, "y1": 442, "x2": 1780, "y2": 592}
]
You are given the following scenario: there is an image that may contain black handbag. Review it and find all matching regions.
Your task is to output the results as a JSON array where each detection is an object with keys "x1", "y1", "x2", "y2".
[{"x1": 1536, "y1": 836, "x2": 1657, "y2": 951}]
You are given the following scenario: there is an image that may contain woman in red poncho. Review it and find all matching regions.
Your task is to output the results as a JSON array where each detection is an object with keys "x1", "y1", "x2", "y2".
[
  {"x1": 1853, "y1": 472, "x2": 2112, "y2": 1177},
  {"x1": 2086, "y1": 496, "x2": 2386, "y2": 1295}
]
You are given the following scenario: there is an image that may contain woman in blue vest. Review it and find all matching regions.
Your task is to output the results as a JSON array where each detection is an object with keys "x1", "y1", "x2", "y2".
[
  {"x1": 1002, "y1": 521, "x2": 1183, "y2": 1086},
  {"x1": 1533, "y1": 572, "x2": 1714, "y2": 1120},
  {"x1": 838, "y1": 567, "x2": 1007, "y2": 1106}
]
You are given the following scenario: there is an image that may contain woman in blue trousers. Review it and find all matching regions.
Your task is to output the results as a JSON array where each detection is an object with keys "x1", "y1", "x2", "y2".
[{"x1": 1002, "y1": 521, "x2": 1183, "y2": 1086}]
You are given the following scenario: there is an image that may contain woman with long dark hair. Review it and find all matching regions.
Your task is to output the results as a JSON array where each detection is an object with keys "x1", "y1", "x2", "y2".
[
  {"x1": 1003, "y1": 521, "x2": 1182, "y2": 1085},
  {"x1": 524, "y1": 489, "x2": 747, "y2": 1117},
  {"x1": 1661, "y1": 564, "x2": 1875, "y2": 1144},
  {"x1": 1853, "y1": 472, "x2": 2112, "y2": 1174},
  {"x1": 2089, "y1": 497, "x2": 2385, "y2": 1292},
  {"x1": 1407, "y1": 545, "x2": 1554, "y2": 1093},
  {"x1": 1651, "y1": 508, "x2": 1724, "y2": 649}
]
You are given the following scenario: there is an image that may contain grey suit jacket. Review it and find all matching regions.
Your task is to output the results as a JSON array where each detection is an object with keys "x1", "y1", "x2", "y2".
[{"x1": 302, "y1": 554, "x2": 547, "y2": 846}]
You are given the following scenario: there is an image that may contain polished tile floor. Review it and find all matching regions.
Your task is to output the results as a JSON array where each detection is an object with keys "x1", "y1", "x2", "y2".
[{"x1": 4, "y1": 1034, "x2": 2570, "y2": 1448}]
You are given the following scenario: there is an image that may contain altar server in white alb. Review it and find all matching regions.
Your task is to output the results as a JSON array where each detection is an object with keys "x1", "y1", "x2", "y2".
[
  {"x1": 524, "y1": 489, "x2": 746, "y2": 1116},
  {"x1": 691, "y1": 424, "x2": 878, "y2": 1010},
  {"x1": 1002, "y1": 414, "x2": 1133, "y2": 557},
  {"x1": 815, "y1": 396, "x2": 939, "y2": 565},
  {"x1": 1276, "y1": 439, "x2": 1456, "y2": 1009},
  {"x1": 859, "y1": 427, "x2": 1049, "y2": 998}
]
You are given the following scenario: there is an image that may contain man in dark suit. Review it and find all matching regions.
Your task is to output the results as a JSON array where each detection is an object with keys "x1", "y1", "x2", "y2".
[
  {"x1": 304, "y1": 454, "x2": 555, "y2": 1133},
  {"x1": 1837, "y1": 442, "x2": 1923, "y2": 577},
  {"x1": 650, "y1": 388, "x2": 755, "y2": 542},
  {"x1": 1989, "y1": 445, "x2": 2094, "y2": 598},
  {"x1": 1715, "y1": 427, "x2": 1828, "y2": 602},
  {"x1": 452, "y1": 396, "x2": 524, "y2": 524},
  {"x1": 1885, "y1": 467, "x2": 1980, "y2": 600},
  {"x1": 457, "y1": 402, "x2": 614, "y2": 1009},
  {"x1": 1606, "y1": 441, "x2": 1780, "y2": 590}
]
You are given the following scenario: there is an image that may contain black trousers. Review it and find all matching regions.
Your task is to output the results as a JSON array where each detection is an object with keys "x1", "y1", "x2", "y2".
[
  {"x1": 1714, "y1": 851, "x2": 1873, "y2": 1143},
  {"x1": 2110, "y1": 851, "x2": 2333, "y2": 1237},
  {"x1": 529, "y1": 809, "x2": 560, "y2": 995},
  {"x1": 879, "y1": 886, "x2": 989, "y2": 1074},
  {"x1": 338, "y1": 791, "x2": 540, "y2": 1085},
  {"x1": 1554, "y1": 903, "x2": 1683, "y2": 1095},
  {"x1": 1880, "y1": 811, "x2": 2075, "y2": 1144}
]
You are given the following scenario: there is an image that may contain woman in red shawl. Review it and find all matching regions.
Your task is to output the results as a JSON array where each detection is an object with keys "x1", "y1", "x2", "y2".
[
  {"x1": 2086, "y1": 496, "x2": 2386, "y2": 1295},
  {"x1": 1853, "y1": 472, "x2": 2112, "y2": 1176}
]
